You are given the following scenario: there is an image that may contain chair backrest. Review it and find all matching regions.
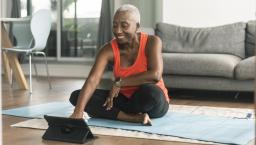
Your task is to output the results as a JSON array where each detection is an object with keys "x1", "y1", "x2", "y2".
[
  {"x1": 12, "y1": 21, "x2": 33, "y2": 48},
  {"x1": 30, "y1": 9, "x2": 51, "y2": 51}
]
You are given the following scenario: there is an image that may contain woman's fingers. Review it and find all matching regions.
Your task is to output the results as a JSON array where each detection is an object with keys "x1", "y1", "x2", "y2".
[
  {"x1": 103, "y1": 97, "x2": 113, "y2": 110},
  {"x1": 103, "y1": 97, "x2": 111, "y2": 106},
  {"x1": 103, "y1": 99, "x2": 107, "y2": 107},
  {"x1": 106, "y1": 97, "x2": 114, "y2": 110},
  {"x1": 103, "y1": 85, "x2": 120, "y2": 110},
  {"x1": 107, "y1": 88, "x2": 119, "y2": 109}
]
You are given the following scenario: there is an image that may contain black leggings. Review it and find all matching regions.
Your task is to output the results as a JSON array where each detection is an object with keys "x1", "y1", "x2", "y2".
[{"x1": 69, "y1": 84, "x2": 169, "y2": 120}]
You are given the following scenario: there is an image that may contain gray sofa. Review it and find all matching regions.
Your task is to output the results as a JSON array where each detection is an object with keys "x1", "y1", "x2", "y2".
[{"x1": 147, "y1": 21, "x2": 255, "y2": 92}]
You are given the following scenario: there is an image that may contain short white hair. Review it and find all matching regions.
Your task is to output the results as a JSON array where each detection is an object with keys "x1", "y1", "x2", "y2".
[{"x1": 116, "y1": 4, "x2": 140, "y2": 24}]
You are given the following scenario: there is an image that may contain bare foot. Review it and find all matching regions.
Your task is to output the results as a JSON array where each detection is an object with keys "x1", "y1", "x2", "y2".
[
  {"x1": 142, "y1": 113, "x2": 152, "y2": 126},
  {"x1": 117, "y1": 111, "x2": 152, "y2": 126}
]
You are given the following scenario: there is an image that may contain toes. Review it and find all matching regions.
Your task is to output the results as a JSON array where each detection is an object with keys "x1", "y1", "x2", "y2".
[
  {"x1": 147, "y1": 119, "x2": 152, "y2": 126},
  {"x1": 142, "y1": 113, "x2": 152, "y2": 126}
]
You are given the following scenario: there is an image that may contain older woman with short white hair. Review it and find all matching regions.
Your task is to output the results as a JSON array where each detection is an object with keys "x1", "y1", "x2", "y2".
[{"x1": 70, "y1": 4, "x2": 170, "y2": 125}]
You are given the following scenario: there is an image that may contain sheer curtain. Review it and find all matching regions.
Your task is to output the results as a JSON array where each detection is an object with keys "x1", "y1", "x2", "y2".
[
  {"x1": 11, "y1": 0, "x2": 21, "y2": 18},
  {"x1": 97, "y1": 0, "x2": 114, "y2": 70},
  {"x1": 10, "y1": 0, "x2": 21, "y2": 44},
  {"x1": 97, "y1": 0, "x2": 113, "y2": 50}
]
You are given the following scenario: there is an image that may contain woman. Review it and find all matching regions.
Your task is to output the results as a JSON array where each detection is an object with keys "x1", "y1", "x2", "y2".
[{"x1": 70, "y1": 4, "x2": 170, "y2": 125}]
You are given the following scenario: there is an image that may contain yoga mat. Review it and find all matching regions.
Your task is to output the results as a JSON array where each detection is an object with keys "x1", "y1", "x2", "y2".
[
  {"x1": 3, "y1": 102, "x2": 255, "y2": 145},
  {"x1": 87, "y1": 112, "x2": 254, "y2": 145},
  {"x1": 2, "y1": 102, "x2": 74, "y2": 118}
]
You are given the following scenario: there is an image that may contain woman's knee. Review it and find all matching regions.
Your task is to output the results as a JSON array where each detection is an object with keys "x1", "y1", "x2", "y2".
[
  {"x1": 69, "y1": 89, "x2": 81, "y2": 106},
  {"x1": 131, "y1": 84, "x2": 167, "y2": 114},
  {"x1": 148, "y1": 101, "x2": 169, "y2": 118},
  {"x1": 138, "y1": 84, "x2": 164, "y2": 101}
]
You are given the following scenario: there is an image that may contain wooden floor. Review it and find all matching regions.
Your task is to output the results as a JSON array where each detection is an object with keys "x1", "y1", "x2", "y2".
[{"x1": 2, "y1": 77, "x2": 255, "y2": 145}]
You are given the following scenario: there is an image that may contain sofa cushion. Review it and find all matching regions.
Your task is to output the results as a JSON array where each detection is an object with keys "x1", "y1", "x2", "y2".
[
  {"x1": 139, "y1": 27, "x2": 155, "y2": 35},
  {"x1": 235, "y1": 56, "x2": 255, "y2": 80},
  {"x1": 163, "y1": 53, "x2": 241, "y2": 78},
  {"x1": 156, "y1": 22, "x2": 246, "y2": 58},
  {"x1": 245, "y1": 21, "x2": 256, "y2": 57}
]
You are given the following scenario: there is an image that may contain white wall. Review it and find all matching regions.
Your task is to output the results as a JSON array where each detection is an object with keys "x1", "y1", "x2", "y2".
[{"x1": 163, "y1": 0, "x2": 256, "y2": 27}]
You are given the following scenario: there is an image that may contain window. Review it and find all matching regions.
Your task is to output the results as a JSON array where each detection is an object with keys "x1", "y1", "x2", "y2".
[
  {"x1": 61, "y1": 0, "x2": 101, "y2": 58},
  {"x1": 20, "y1": 0, "x2": 102, "y2": 60}
]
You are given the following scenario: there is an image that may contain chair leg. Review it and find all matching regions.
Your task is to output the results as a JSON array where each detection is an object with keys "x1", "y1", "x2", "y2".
[
  {"x1": 32, "y1": 53, "x2": 39, "y2": 81},
  {"x1": 29, "y1": 53, "x2": 32, "y2": 94},
  {"x1": 11, "y1": 69, "x2": 15, "y2": 88},
  {"x1": 234, "y1": 92, "x2": 240, "y2": 99},
  {"x1": 41, "y1": 52, "x2": 52, "y2": 89}
]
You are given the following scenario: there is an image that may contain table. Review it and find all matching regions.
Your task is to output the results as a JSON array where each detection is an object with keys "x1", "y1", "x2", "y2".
[{"x1": 1, "y1": 17, "x2": 31, "y2": 89}]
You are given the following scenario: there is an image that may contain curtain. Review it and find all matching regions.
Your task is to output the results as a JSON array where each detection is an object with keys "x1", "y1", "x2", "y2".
[
  {"x1": 11, "y1": 0, "x2": 21, "y2": 18},
  {"x1": 97, "y1": 0, "x2": 112, "y2": 50},
  {"x1": 27, "y1": 0, "x2": 32, "y2": 16},
  {"x1": 97, "y1": 0, "x2": 113, "y2": 70},
  {"x1": 10, "y1": 0, "x2": 21, "y2": 44}
]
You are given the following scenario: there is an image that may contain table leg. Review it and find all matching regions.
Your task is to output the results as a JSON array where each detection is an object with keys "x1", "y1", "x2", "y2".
[
  {"x1": 1, "y1": 23, "x2": 28, "y2": 89},
  {"x1": 2, "y1": 51, "x2": 12, "y2": 84},
  {"x1": 1, "y1": 24, "x2": 12, "y2": 84},
  {"x1": 7, "y1": 52, "x2": 28, "y2": 89}
]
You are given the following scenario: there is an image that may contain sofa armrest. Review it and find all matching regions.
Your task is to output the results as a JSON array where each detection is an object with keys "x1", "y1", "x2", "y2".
[{"x1": 235, "y1": 56, "x2": 255, "y2": 80}]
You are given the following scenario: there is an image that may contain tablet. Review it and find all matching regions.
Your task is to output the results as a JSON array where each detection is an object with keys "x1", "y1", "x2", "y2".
[{"x1": 42, "y1": 115, "x2": 94, "y2": 144}]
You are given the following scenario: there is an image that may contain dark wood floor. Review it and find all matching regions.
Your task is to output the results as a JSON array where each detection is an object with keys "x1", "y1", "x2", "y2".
[{"x1": 2, "y1": 77, "x2": 255, "y2": 145}]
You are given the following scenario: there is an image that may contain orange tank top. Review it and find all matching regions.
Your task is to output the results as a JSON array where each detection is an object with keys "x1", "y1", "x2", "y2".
[{"x1": 111, "y1": 32, "x2": 170, "y2": 102}]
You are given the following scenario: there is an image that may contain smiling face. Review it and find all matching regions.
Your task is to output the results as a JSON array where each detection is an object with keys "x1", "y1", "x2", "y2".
[{"x1": 112, "y1": 11, "x2": 140, "y2": 45}]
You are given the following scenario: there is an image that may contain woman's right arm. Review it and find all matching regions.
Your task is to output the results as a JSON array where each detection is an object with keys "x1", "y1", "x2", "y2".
[{"x1": 70, "y1": 44, "x2": 113, "y2": 119}]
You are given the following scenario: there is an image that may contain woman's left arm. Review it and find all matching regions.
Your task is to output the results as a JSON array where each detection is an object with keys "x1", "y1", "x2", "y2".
[{"x1": 120, "y1": 35, "x2": 163, "y2": 87}]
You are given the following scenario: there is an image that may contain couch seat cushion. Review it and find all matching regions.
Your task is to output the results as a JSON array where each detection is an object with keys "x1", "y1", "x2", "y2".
[
  {"x1": 163, "y1": 53, "x2": 241, "y2": 78},
  {"x1": 235, "y1": 56, "x2": 255, "y2": 80}
]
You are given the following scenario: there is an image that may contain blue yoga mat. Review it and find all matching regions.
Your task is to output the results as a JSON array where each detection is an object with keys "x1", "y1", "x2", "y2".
[
  {"x1": 2, "y1": 102, "x2": 74, "y2": 118},
  {"x1": 2, "y1": 102, "x2": 255, "y2": 145}
]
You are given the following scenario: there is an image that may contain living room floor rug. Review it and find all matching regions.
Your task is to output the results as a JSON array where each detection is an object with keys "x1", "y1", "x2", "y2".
[
  {"x1": 3, "y1": 102, "x2": 255, "y2": 145},
  {"x1": 11, "y1": 118, "x2": 221, "y2": 145}
]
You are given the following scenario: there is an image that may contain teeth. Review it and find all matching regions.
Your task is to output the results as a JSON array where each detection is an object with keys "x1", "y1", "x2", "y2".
[{"x1": 118, "y1": 36, "x2": 125, "y2": 39}]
